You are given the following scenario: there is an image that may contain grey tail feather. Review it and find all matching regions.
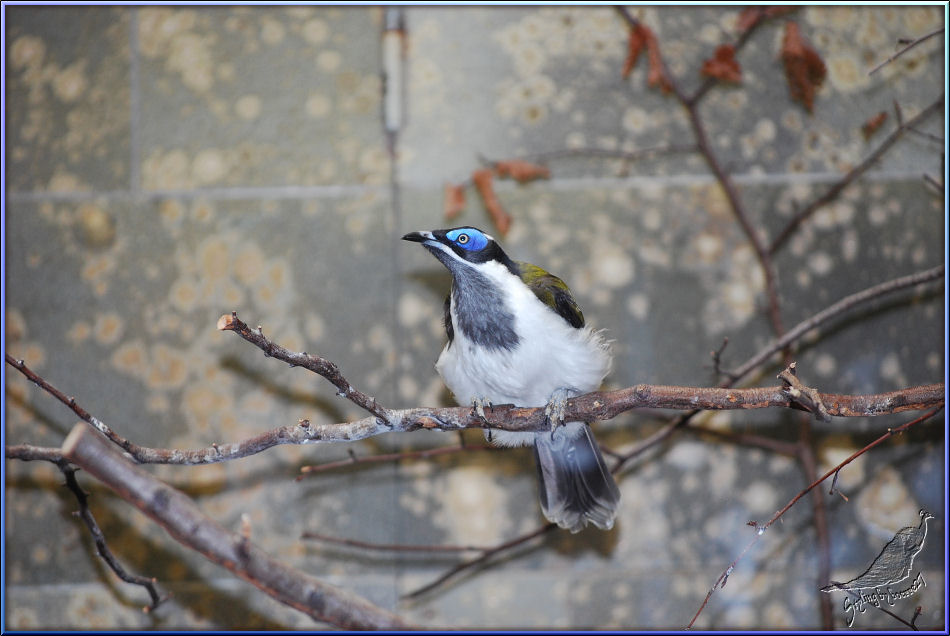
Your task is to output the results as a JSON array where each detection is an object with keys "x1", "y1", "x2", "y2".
[{"x1": 533, "y1": 423, "x2": 621, "y2": 533}]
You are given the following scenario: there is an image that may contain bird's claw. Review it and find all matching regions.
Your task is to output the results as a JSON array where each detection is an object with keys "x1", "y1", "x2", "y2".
[
  {"x1": 470, "y1": 397, "x2": 493, "y2": 420},
  {"x1": 470, "y1": 397, "x2": 494, "y2": 440},
  {"x1": 544, "y1": 389, "x2": 571, "y2": 439}
]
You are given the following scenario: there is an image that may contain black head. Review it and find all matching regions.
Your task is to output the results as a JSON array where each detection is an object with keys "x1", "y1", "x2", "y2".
[{"x1": 401, "y1": 227, "x2": 516, "y2": 271}]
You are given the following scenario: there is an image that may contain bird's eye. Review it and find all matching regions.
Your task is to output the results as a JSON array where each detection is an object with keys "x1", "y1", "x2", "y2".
[{"x1": 446, "y1": 228, "x2": 487, "y2": 251}]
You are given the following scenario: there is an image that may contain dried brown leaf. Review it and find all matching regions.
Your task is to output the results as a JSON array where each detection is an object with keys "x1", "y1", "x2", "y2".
[
  {"x1": 443, "y1": 183, "x2": 466, "y2": 220},
  {"x1": 701, "y1": 44, "x2": 742, "y2": 83},
  {"x1": 493, "y1": 160, "x2": 551, "y2": 184},
  {"x1": 471, "y1": 169, "x2": 511, "y2": 236},
  {"x1": 861, "y1": 111, "x2": 888, "y2": 140},
  {"x1": 621, "y1": 23, "x2": 648, "y2": 79},
  {"x1": 781, "y1": 21, "x2": 826, "y2": 113},
  {"x1": 644, "y1": 25, "x2": 672, "y2": 93},
  {"x1": 622, "y1": 23, "x2": 671, "y2": 93}
]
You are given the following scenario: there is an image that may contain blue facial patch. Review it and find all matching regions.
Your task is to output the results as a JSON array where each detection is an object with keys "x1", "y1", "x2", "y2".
[{"x1": 446, "y1": 228, "x2": 488, "y2": 251}]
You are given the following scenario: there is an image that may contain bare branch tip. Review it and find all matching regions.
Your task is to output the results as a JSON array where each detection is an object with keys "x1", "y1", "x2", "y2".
[{"x1": 216, "y1": 313, "x2": 237, "y2": 331}]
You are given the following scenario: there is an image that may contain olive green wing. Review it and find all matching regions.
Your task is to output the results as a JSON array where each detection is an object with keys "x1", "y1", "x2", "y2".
[{"x1": 517, "y1": 261, "x2": 585, "y2": 328}]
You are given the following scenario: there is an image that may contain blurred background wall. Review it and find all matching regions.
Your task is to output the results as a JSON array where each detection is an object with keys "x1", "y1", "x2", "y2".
[{"x1": 4, "y1": 5, "x2": 945, "y2": 629}]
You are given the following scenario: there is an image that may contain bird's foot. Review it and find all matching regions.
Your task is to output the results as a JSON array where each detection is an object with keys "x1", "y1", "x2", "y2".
[
  {"x1": 470, "y1": 397, "x2": 493, "y2": 420},
  {"x1": 470, "y1": 397, "x2": 494, "y2": 442},
  {"x1": 544, "y1": 388, "x2": 572, "y2": 440}
]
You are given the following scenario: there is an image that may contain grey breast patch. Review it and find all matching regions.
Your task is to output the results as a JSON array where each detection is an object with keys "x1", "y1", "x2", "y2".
[{"x1": 450, "y1": 266, "x2": 520, "y2": 352}]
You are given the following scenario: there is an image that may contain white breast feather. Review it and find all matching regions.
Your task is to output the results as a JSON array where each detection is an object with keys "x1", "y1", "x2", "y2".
[{"x1": 435, "y1": 260, "x2": 611, "y2": 447}]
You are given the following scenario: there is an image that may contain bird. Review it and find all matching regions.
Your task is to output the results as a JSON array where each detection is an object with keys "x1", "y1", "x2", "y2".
[
  {"x1": 821, "y1": 509, "x2": 934, "y2": 592},
  {"x1": 402, "y1": 226, "x2": 620, "y2": 533}
]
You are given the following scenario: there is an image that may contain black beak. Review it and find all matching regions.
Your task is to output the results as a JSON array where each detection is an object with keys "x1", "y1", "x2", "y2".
[{"x1": 401, "y1": 231, "x2": 433, "y2": 243}]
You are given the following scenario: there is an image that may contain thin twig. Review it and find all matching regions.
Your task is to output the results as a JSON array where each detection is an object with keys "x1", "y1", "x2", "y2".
[
  {"x1": 868, "y1": 28, "x2": 944, "y2": 76},
  {"x1": 769, "y1": 97, "x2": 944, "y2": 255},
  {"x1": 923, "y1": 173, "x2": 944, "y2": 194},
  {"x1": 4, "y1": 445, "x2": 166, "y2": 611},
  {"x1": 59, "y1": 462, "x2": 167, "y2": 612},
  {"x1": 614, "y1": 5, "x2": 640, "y2": 29},
  {"x1": 619, "y1": 5, "x2": 789, "y2": 343},
  {"x1": 611, "y1": 411, "x2": 693, "y2": 472},
  {"x1": 686, "y1": 406, "x2": 942, "y2": 628},
  {"x1": 708, "y1": 337, "x2": 731, "y2": 379},
  {"x1": 687, "y1": 6, "x2": 795, "y2": 104},
  {"x1": 302, "y1": 531, "x2": 490, "y2": 553},
  {"x1": 609, "y1": 20, "x2": 939, "y2": 628},
  {"x1": 683, "y1": 94, "x2": 787, "y2": 341},
  {"x1": 402, "y1": 523, "x2": 557, "y2": 600},
  {"x1": 727, "y1": 265, "x2": 944, "y2": 383},
  {"x1": 906, "y1": 125, "x2": 944, "y2": 145},
  {"x1": 796, "y1": 417, "x2": 833, "y2": 628},
  {"x1": 687, "y1": 425, "x2": 798, "y2": 456},
  {"x1": 217, "y1": 312, "x2": 392, "y2": 422},
  {"x1": 771, "y1": 409, "x2": 939, "y2": 530},
  {"x1": 610, "y1": 243, "x2": 908, "y2": 469},
  {"x1": 5, "y1": 354, "x2": 143, "y2": 455}
]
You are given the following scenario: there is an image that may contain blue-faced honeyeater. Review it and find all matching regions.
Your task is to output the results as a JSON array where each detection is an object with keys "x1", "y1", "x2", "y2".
[{"x1": 403, "y1": 226, "x2": 620, "y2": 532}]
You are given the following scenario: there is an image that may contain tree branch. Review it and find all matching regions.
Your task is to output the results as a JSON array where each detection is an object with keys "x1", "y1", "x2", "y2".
[
  {"x1": 5, "y1": 443, "x2": 66, "y2": 463},
  {"x1": 796, "y1": 416, "x2": 834, "y2": 627},
  {"x1": 7, "y1": 348, "x2": 944, "y2": 468},
  {"x1": 59, "y1": 460, "x2": 168, "y2": 612},
  {"x1": 686, "y1": 6, "x2": 795, "y2": 104},
  {"x1": 768, "y1": 96, "x2": 944, "y2": 255},
  {"x1": 681, "y1": 78, "x2": 788, "y2": 341},
  {"x1": 868, "y1": 28, "x2": 944, "y2": 76},
  {"x1": 617, "y1": 4, "x2": 787, "y2": 342},
  {"x1": 59, "y1": 424, "x2": 414, "y2": 630},
  {"x1": 216, "y1": 312, "x2": 392, "y2": 422},
  {"x1": 402, "y1": 523, "x2": 557, "y2": 600},
  {"x1": 302, "y1": 530, "x2": 491, "y2": 554},
  {"x1": 726, "y1": 264, "x2": 944, "y2": 384},
  {"x1": 686, "y1": 406, "x2": 942, "y2": 628},
  {"x1": 5, "y1": 444, "x2": 167, "y2": 611}
]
